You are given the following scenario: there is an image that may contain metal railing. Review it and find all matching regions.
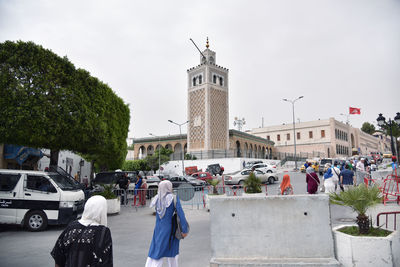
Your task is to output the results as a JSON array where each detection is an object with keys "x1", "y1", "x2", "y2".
[{"x1": 377, "y1": 211, "x2": 400, "y2": 231}]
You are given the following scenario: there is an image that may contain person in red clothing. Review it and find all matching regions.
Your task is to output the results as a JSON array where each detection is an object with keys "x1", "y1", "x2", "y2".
[{"x1": 306, "y1": 166, "x2": 320, "y2": 194}]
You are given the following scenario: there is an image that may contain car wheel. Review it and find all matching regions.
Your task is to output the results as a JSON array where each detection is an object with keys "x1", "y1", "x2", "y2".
[
  {"x1": 25, "y1": 210, "x2": 47, "y2": 231},
  {"x1": 239, "y1": 180, "x2": 245, "y2": 187},
  {"x1": 267, "y1": 170, "x2": 272, "y2": 173},
  {"x1": 268, "y1": 177, "x2": 275, "y2": 185}
]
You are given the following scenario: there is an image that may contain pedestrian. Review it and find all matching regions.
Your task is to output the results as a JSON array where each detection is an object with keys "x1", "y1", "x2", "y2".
[
  {"x1": 331, "y1": 161, "x2": 341, "y2": 191},
  {"x1": 356, "y1": 158, "x2": 367, "y2": 185},
  {"x1": 140, "y1": 176, "x2": 148, "y2": 206},
  {"x1": 51, "y1": 195, "x2": 113, "y2": 267},
  {"x1": 134, "y1": 171, "x2": 144, "y2": 206},
  {"x1": 116, "y1": 173, "x2": 130, "y2": 205},
  {"x1": 279, "y1": 174, "x2": 294, "y2": 195},
  {"x1": 392, "y1": 156, "x2": 398, "y2": 175},
  {"x1": 145, "y1": 180, "x2": 188, "y2": 267},
  {"x1": 323, "y1": 163, "x2": 336, "y2": 194},
  {"x1": 340, "y1": 164, "x2": 356, "y2": 190},
  {"x1": 306, "y1": 166, "x2": 320, "y2": 194}
]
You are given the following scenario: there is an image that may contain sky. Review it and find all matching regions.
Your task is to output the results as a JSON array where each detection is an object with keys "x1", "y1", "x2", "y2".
[{"x1": 1, "y1": 0, "x2": 399, "y2": 139}]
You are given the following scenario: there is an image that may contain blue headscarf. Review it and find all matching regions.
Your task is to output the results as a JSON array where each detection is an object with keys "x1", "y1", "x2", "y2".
[{"x1": 324, "y1": 167, "x2": 333, "y2": 179}]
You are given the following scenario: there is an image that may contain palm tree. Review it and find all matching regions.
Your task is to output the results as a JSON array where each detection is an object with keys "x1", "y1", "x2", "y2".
[
  {"x1": 209, "y1": 179, "x2": 220, "y2": 195},
  {"x1": 244, "y1": 172, "x2": 262, "y2": 193},
  {"x1": 329, "y1": 184, "x2": 382, "y2": 234}
]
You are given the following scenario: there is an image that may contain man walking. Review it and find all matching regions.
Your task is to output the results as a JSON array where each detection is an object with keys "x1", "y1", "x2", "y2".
[
  {"x1": 340, "y1": 164, "x2": 356, "y2": 190},
  {"x1": 356, "y1": 158, "x2": 366, "y2": 185},
  {"x1": 117, "y1": 173, "x2": 130, "y2": 205}
]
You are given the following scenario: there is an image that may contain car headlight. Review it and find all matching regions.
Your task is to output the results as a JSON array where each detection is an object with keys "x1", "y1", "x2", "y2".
[{"x1": 60, "y1": 201, "x2": 75, "y2": 209}]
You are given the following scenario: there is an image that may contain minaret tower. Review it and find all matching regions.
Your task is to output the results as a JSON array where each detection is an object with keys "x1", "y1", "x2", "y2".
[{"x1": 187, "y1": 38, "x2": 229, "y2": 158}]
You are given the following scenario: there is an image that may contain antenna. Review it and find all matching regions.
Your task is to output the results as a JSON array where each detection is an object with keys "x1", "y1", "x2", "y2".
[{"x1": 190, "y1": 38, "x2": 206, "y2": 62}]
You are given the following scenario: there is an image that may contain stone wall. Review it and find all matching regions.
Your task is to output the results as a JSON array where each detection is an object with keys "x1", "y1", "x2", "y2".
[{"x1": 209, "y1": 194, "x2": 339, "y2": 266}]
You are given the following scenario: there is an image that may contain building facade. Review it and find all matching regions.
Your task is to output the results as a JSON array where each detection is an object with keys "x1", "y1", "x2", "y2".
[{"x1": 250, "y1": 118, "x2": 389, "y2": 159}]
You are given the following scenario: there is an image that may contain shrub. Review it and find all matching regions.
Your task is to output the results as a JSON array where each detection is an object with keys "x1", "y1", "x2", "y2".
[{"x1": 244, "y1": 172, "x2": 262, "y2": 193}]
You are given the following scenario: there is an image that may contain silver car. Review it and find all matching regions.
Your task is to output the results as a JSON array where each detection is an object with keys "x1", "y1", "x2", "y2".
[{"x1": 224, "y1": 169, "x2": 278, "y2": 186}]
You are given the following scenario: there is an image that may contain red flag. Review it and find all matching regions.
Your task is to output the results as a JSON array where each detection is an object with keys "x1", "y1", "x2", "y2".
[{"x1": 349, "y1": 107, "x2": 361, "y2": 115}]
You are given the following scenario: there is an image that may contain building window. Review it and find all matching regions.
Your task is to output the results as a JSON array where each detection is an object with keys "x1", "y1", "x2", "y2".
[
  {"x1": 213, "y1": 75, "x2": 217, "y2": 84},
  {"x1": 321, "y1": 130, "x2": 325, "y2": 138},
  {"x1": 309, "y1": 131, "x2": 313, "y2": 138},
  {"x1": 287, "y1": 133, "x2": 290, "y2": 140},
  {"x1": 192, "y1": 77, "x2": 196, "y2": 86},
  {"x1": 219, "y1": 77, "x2": 223, "y2": 86},
  {"x1": 277, "y1": 134, "x2": 280, "y2": 141},
  {"x1": 199, "y1": 75, "x2": 202, "y2": 84},
  {"x1": 266, "y1": 135, "x2": 270, "y2": 141},
  {"x1": 297, "y1": 132, "x2": 300, "y2": 140}
]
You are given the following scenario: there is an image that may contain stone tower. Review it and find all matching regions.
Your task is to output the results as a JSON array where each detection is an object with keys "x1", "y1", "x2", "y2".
[{"x1": 187, "y1": 39, "x2": 229, "y2": 158}]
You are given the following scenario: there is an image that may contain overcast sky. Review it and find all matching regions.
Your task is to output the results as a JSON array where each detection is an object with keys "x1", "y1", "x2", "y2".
[{"x1": 1, "y1": 0, "x2": 399, "y2": 139}]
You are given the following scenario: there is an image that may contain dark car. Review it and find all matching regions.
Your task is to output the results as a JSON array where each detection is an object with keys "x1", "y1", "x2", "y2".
[
  {"x1": 167, "y1": 176, "x2": 206, "y2": 191},
  {"x1": 92, "y1": 171, "x2": 137, "y2": 191},
  {"x1": 206, "y1": 164, "x2": 224, "y2": 176}
]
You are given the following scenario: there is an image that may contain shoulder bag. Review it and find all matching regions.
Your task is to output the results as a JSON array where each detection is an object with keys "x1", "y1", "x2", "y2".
[{"x1": 172, "y1": 195, "x2": 189, "y2": 240}]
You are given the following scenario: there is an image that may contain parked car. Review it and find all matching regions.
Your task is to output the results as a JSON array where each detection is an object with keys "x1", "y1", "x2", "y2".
[
  {"x1": 191, "y1": 172, "x2": 214, "y2": 182},
  {"x1": 244, "y1": 160, "x2": 263, "y2": 169},
  {"x1": 206, "y1": 164, "x2": 224, "y2": 176},
  {"x1": 224, "y1": 169, "x2": 278, "y2": 186},
  {"x1": 0, "y1": 169, "x2": 85, "y2": 231},
  {"x1": 249, "y1": 163, "x2": 277, "y2": 173},
  {"x1": 167, "y1": 176, "x2": 206, "y2": 190},
  {"x1": 92, "y1": 171, "x2": 138, "y2": 191}
]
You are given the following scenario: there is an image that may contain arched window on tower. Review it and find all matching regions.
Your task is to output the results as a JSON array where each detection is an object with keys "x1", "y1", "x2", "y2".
[
  {"x1": 219, "y1": 77, "x2": 223, "y2": 86},
  {"x1": 199, "y1": 75, "x2": 202, "y2": 84},
  {"x1": 193, "y1": 77, "x2": 196, "y2": 86},
  {"x1": 213, "y1": 75, "x2": 217, "y2": 84}
]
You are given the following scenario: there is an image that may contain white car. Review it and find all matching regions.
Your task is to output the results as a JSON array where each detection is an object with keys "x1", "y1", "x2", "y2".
[
  {"x1": 224, "y1": 169, "x2": 278, "y2": 186},
  {"x1": 248, "y1": 163, "x2": 277, "y2": 173}
]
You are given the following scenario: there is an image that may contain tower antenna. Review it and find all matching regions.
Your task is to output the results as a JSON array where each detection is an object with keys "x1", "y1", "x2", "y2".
[{"x1": 190, "y1": 38, "x2": 206, "y2": 62}]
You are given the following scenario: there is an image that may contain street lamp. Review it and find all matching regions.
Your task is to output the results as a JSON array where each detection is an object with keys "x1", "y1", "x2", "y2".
[
  {"x1": 283, "y1": 96, "x2": 304, "y2": 170},
  {"x1": 149, "y1": 133, "x2": 161, "y2": 176},
  {"x1": 377, "y1": 112, "x2": 400, "y2": 159},
  {"x1": 168, "y1": 120, "x2": 190, "y2": 175}
]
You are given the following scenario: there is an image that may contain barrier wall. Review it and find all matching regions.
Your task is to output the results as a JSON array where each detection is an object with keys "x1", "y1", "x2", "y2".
[{"x1": 209, "y1": 194, "x2": 340, "y2": 266}]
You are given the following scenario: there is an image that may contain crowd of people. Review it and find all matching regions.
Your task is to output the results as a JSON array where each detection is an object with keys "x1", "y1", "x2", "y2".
[{"x1": 278, "y1": 155, "x2": 399, "y2": 196}]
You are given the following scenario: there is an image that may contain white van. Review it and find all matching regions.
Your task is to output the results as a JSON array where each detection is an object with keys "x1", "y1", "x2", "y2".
[{"x1": 0, "y1": 169, "x2": 85, "y2": 231}]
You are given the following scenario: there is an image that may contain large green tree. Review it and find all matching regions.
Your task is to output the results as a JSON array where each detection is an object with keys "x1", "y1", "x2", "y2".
[
  {"x1": 361, "y1": 122, "x2": 376, "y2": 135},
  {"x1": 0, "y1": 40, "x2": 130, "y2": 170}
]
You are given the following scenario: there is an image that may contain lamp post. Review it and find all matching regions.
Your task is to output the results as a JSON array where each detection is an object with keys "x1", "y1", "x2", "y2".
[
  {"x1": 149, "y1": 133, "x2": 161, "y2": 176},
  {"x1": 283, "y1": 96, "x2": 304, "y2": 171},
  {"x1": 168, "y1": 120, "x2": 189, "y2": 175},
  {"x1": 376, "y1": 112, "x2": 400, "y2": 160}
]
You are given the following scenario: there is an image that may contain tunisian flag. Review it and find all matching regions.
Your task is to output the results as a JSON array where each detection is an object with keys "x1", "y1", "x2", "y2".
[{"x1": 349, "y1": 107, "x2": 361, "y2": 115}]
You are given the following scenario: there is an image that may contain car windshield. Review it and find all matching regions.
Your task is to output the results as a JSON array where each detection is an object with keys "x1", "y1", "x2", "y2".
[
  {"x1": 320, "y1": 159, "x2": 333, "y2": 165},
  {"x1": 95, "y1": 173, "x2": 118, "y2": 184},
  {"x1": 49, "y1": 174, "x2": 81, "y2": 190}
]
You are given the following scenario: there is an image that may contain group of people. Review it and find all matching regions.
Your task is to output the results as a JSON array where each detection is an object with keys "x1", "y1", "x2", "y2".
[
  {"x1": 51, "y1": 180, "x2": 188, "y2": 267},
  {"x1": 117, "y1": 171, "x2": 148, "y2": 206}
]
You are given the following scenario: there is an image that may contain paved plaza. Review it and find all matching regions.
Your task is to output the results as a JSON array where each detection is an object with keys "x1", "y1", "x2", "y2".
[{"x1": 0, "y1": 172, "x2": 399, "y2": 267}]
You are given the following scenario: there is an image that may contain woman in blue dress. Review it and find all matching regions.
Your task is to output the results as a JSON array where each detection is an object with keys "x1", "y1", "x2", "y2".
[{"x1": 145, "y1": 180, "x2": 188, "y2": 267}]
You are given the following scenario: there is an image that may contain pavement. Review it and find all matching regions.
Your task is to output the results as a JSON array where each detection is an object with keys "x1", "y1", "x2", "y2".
[{"x1": 0, "y1": 171, "x2": 399, "y2": 267}]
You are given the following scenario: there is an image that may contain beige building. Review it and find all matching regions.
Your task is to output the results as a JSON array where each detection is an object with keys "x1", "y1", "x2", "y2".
[{"x1": 250, "y1": 118, "x2": 389, "y2": 159}]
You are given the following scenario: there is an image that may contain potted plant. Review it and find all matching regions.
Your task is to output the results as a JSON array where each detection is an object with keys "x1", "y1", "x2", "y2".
[
  {"x1": 329, "y1": 184, "x2": 399, "y2": 266},
  {"x1": 244, "y1": 172, "x2": 262, "y2": 194},
  {"x1": 94, "y1": 184, "x2": 120, "y2": 214}
]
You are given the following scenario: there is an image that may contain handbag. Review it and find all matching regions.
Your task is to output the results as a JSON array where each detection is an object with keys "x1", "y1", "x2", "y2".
[{"x1": 172, "y1": 195, "x2": 189, "y2": 240}]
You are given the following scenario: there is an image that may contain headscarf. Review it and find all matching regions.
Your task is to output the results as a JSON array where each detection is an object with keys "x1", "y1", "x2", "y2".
[
  {"x1": 306, "y1": 166, "x2": 315, "y2": 174},
  {"x1": 150, "y1": 180, "x2": 173, "y2": 219},
  {"x1": 280, "y1": 174, "x2": 292, "y2": 195},
  {"x1": 79, "y1": 195, "x2": 107, "y2": 227}
]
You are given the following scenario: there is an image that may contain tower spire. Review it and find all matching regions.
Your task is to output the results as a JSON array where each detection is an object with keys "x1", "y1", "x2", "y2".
[{"x1": 206, "y1": 37, "x2": 209, "y2": 48}]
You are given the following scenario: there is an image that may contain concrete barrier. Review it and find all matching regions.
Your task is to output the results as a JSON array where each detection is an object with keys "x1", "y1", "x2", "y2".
[{"x1": 209, "y1": 194, "x2": 340, "y2": 266}]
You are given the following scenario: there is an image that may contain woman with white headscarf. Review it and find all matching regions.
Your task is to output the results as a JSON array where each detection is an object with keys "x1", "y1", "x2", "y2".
[
  {"x1": 146, "y1": 180, "x2": 188, "y2": 267},
  {"x1": 51, "y1": 195, "x2": 113, "y2": 267}
]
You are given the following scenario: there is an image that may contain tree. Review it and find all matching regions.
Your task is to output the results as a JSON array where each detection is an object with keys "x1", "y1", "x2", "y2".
[
  {"x1": 329, "y1": 185, "x2": 382, "y2": 234},
  {"x1": 361, "y1": 122, "x2": 376, "y2": 135},
  {"x1": 0, "y1": 40, "x2": 130, "y2": 170},
  {"x1": 122, "y1": 159, "x2": 150, "y2": 172},
  {"x1": 146, "y1": 147, "x2": 173, "y2": 171}
]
